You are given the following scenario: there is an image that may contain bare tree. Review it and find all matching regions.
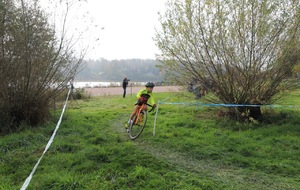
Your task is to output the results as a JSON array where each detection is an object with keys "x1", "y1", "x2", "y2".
[
  {"x1": 0, "y1": 0, "x2": 86, "y2": 133},
  {"x1": 154, "y1": 0, "x2": 300, "y2": 120}
]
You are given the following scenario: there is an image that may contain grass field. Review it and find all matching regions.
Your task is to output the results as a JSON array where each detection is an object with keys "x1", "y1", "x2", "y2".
[{"x1": 0, "y1": 90, "x2": 300, "y2": 189}]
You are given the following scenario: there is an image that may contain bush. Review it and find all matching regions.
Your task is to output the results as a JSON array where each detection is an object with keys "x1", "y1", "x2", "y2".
[
  {"x1": 0, "y1": 92, "x2": 50, "y2": 135},
  {"x1": 72, "y1": 88, "x2": 91, "y2": 100}
]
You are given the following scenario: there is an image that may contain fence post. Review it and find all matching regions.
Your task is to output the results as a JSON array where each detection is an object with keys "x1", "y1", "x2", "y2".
[{"x1": 153, "y1": 101, "x2": 159, "y2": 136}]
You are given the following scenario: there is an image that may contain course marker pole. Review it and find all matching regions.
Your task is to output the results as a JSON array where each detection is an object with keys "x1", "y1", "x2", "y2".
[{"x1": 153, "y1": 97, "x2": 169, "y2": 136}]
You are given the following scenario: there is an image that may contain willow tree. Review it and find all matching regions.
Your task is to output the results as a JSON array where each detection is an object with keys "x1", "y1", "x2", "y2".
[
  {"x1": 154, "y1": 0, "x2": 300, "y2": 120},
  {"x1": 0, "y1": 0, "x2": 85, "y2": 133}
]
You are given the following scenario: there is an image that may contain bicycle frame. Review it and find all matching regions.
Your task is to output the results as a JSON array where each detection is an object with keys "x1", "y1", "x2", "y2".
[
  {"x1": 128, "y1": 103, "x2": 153, "y2": 140},
  {"x1": 133, "y1": 103, "x2": 146, "y2": 125}
]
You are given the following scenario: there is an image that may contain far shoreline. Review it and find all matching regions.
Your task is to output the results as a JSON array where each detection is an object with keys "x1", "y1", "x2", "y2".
[{"x1": 83, "y1": 86, "x2": 181, "y2": 96}]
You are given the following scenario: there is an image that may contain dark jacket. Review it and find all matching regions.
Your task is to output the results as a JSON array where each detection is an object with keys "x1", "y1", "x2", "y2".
[{"x1": 123, "y1": 78, "x2": 129, "y2": 88}]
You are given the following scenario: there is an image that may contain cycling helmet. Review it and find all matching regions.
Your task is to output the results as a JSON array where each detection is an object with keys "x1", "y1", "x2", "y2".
[{"x1": 145, "y1": 81, "x2": 155, "y2": 87}]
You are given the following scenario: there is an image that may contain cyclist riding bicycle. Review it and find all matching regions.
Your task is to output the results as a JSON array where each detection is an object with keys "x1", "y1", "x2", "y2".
[{"x1": 125, "y1": 81, "x2": 157, "y2": 129}]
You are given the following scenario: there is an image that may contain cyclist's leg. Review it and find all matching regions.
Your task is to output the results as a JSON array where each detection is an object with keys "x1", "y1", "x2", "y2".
[
  {"x1": 125, "y1": 105, "x2": 140, "y2": 130},
  {"x1": 130, "y1": 105, "x2": 140, "y2": 119},
  {"x1": 126, "y1": 105, "x2": 140, "y2": 125},
  {"x1": 142, "y1": 105, "x2": 148, "y2": 113}
]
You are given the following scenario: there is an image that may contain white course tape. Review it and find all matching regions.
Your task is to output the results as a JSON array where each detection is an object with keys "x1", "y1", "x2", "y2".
[{"x1": 20, "y1": 89, "x2": 71, "y2": 190}]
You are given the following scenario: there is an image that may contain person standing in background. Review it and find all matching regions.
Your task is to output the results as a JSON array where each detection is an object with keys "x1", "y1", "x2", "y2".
[{"x1": 122, "y1": 77, "x2": 130, "y2": 98}]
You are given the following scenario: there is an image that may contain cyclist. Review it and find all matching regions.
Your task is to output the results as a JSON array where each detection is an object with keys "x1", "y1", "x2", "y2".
[{"x1": 125, "y1": 81, "x2": 157, "y2": 129}]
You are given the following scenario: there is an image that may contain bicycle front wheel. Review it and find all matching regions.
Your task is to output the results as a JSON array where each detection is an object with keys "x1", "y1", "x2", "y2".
[{"x1": 129, "y1": 112, "x2": 147, "y2": 140}]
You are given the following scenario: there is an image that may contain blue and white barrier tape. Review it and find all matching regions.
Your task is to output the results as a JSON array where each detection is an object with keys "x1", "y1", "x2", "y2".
[
  {"x1": 152, "y1": 100, "x2": 298, "y2": 136},
  {"x1": 158, "y1": 101, "x2": 299, "y2": 108}
]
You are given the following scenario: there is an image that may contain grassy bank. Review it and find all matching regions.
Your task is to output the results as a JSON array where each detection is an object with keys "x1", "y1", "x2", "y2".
[{"x1": 0, "y1": 90, "x2": 300, "y2": 189}]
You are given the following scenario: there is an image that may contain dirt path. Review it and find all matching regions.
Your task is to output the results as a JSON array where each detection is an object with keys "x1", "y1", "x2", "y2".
[
  {"x1": 111, "y1": 116, "x2": 288, "y2": 190},
  {"x1": 84, "y1": 86, "x2": 181, "y2": 96}
]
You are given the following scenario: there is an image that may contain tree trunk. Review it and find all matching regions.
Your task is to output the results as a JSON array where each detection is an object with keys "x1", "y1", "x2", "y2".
[
  {"x1": 249, "y1": 106, "x2": 262, "y2": 120},
  {"x1": 238, "y1": 106, "x2": 262, "y2": 120}
]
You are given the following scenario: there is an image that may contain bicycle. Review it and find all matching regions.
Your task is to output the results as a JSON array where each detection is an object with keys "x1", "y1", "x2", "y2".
[{"x1": 128, "y1": 103, "x2": 154, "y2": 140}]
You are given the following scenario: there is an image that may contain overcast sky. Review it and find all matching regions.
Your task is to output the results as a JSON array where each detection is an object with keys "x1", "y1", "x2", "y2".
[{"x1": 41, "y1": 0, "x2": 168, "y2": 60}]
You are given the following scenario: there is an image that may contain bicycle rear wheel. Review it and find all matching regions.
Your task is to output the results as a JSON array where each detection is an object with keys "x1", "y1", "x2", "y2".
[{"x1": 129, "y1": 112, "x2": 147, "y2": 140}]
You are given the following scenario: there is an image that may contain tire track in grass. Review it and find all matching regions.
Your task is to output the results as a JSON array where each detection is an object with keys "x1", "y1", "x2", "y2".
[{"x1": 112, "y1": 115, "x2": 298, "y2": 190}]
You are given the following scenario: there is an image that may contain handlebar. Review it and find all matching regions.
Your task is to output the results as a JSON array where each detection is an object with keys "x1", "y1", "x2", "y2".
[{"x1": 145, "y1": 103, "x2": 155, "y2": 112}]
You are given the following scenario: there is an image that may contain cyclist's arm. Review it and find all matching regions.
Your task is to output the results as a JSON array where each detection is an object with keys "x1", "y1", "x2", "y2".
[
  {"x1": 149, "y1": 95, "x2": 155, "y2": 106},
  {"x1": 136, "y1": 89, "x2": 144, "y2": 98}
]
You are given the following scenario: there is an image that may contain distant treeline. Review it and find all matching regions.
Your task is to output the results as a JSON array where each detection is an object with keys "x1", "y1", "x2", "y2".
[{"x1": 76, "y1": 58, "x2": 165, "y2": 82}]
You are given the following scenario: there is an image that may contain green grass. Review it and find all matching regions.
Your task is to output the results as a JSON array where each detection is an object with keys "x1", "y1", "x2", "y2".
[{"x1": 0, "y1": 90, "x2": 300, "y2": 189}]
